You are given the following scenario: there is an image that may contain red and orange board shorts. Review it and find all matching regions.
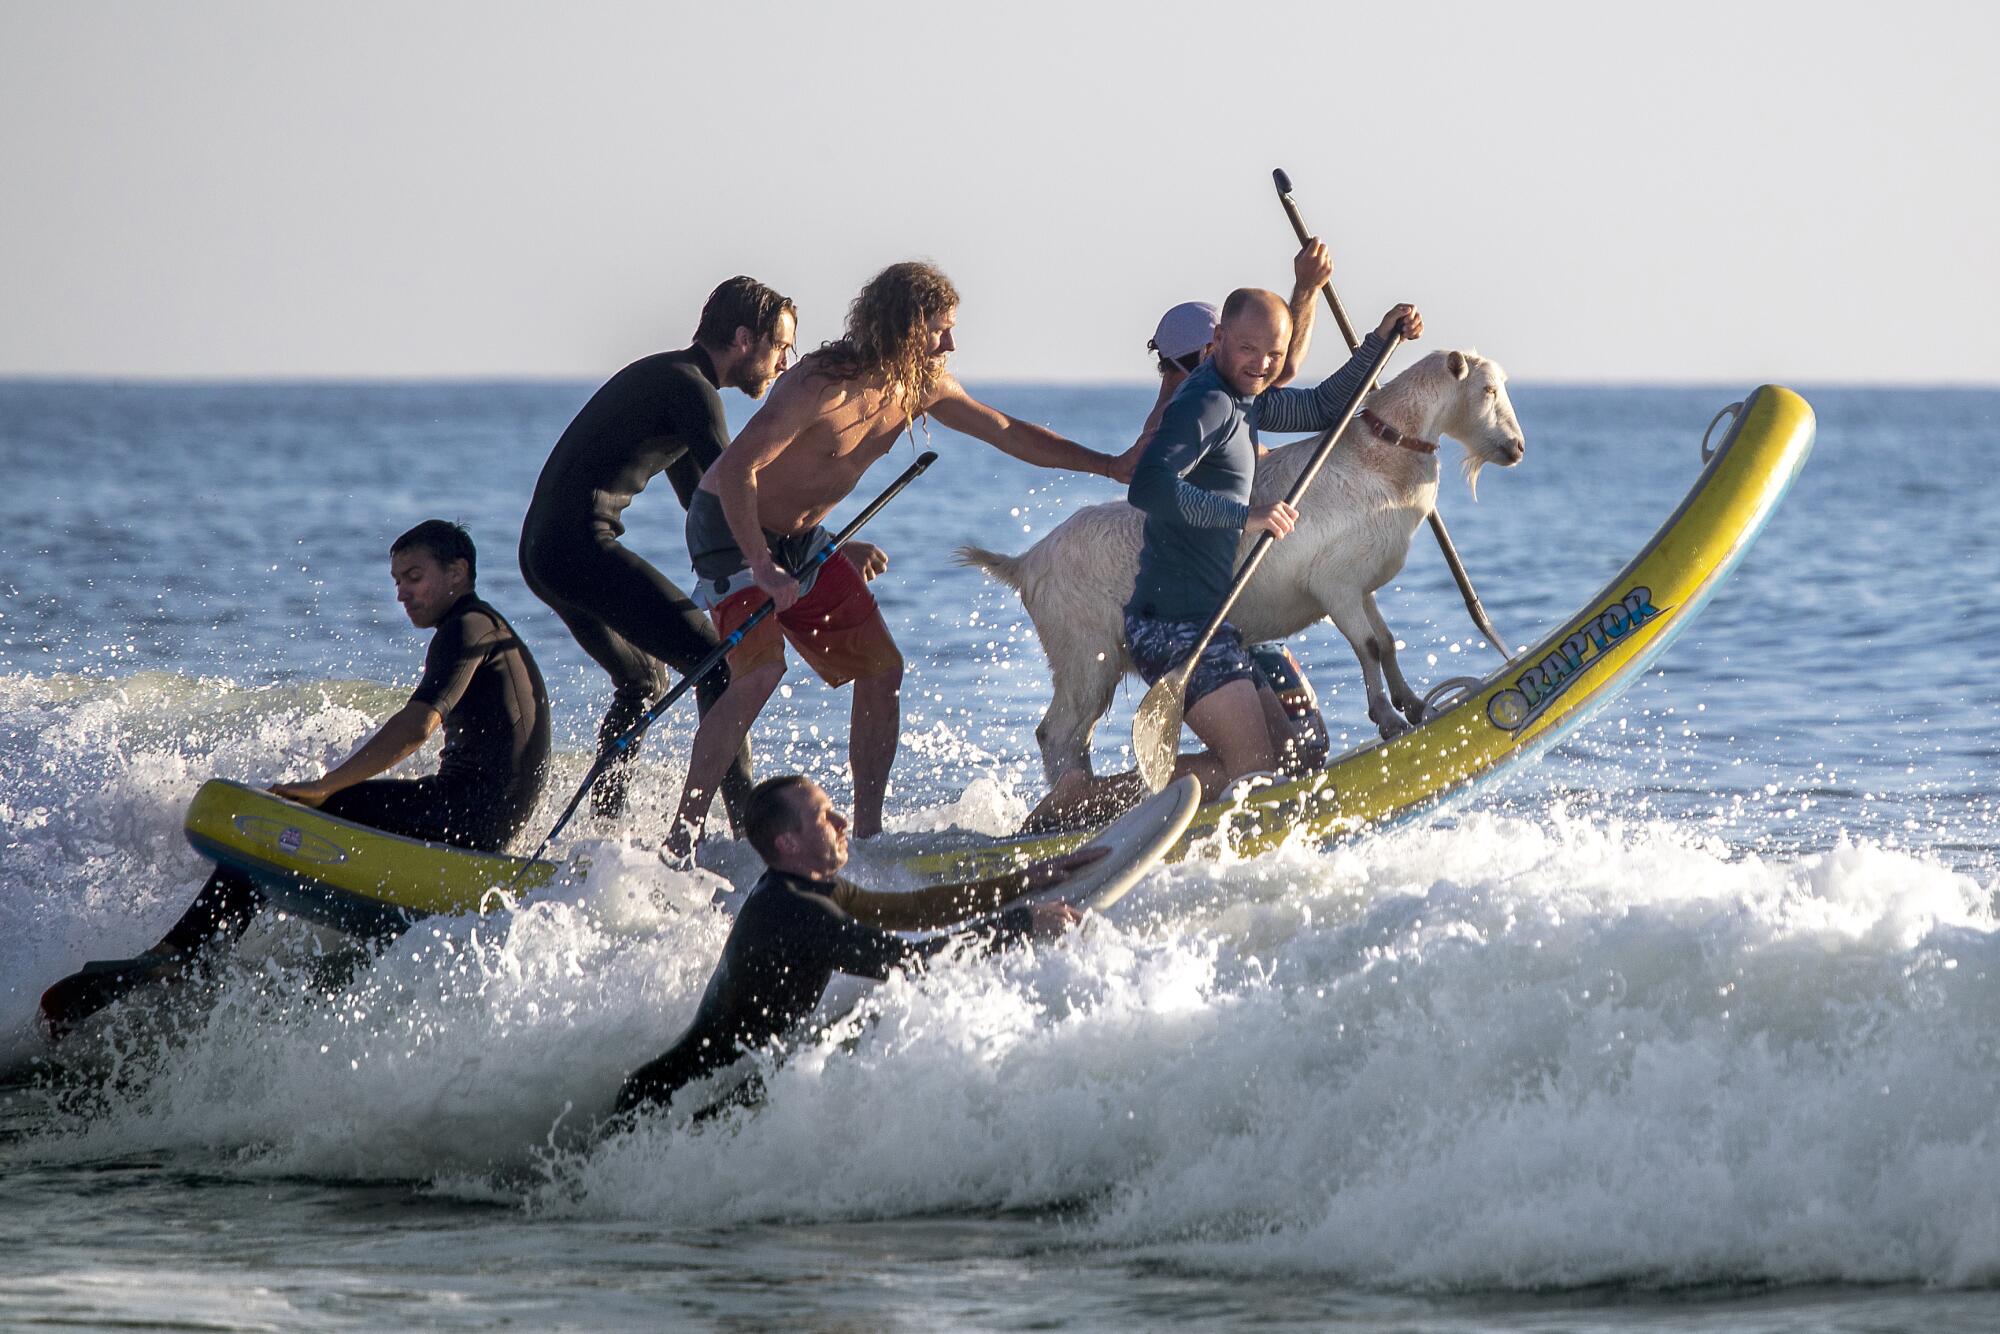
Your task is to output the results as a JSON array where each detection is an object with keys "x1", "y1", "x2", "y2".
[{"x1": 711, "y1": 552, "x2": 901, "y2": 687}]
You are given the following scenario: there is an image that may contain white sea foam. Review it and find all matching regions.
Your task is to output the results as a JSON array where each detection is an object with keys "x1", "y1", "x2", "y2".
[{"x1": 9, "y1": 675, "x2": 2000, "y2": 1291}]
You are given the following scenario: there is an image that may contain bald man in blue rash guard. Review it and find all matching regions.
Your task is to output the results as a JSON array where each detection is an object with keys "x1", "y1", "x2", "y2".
[
  {"x1": 615, "y1": 774, "x2": 1093, "y2": 1117},
  {"x1": 1124, "y1": 290, "x2": 1422, "y2": 797},
  {"x1": 1025, "y1": 243, "x2": 1345, "y2": 834}
]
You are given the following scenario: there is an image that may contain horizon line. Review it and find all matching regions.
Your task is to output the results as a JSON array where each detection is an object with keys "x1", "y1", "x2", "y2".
[{"x1": 3, "y1": 373, "x2": 1997, "y2": 393}]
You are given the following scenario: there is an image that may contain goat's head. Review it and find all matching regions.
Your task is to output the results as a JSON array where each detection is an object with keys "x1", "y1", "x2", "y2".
[{"x1": 1434, "y1": 349, "x2": 1525, "y2": 499}]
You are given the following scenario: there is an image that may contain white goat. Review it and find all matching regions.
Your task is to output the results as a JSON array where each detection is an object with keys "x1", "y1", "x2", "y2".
[{"x1": 959, "y1": 349, "x2": 1526, "y2": 787}]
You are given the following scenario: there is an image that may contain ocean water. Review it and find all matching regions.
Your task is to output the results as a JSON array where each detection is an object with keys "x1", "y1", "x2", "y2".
[{"x1": 1, "y1": 375, "x2": 1996, "y2": 1330}]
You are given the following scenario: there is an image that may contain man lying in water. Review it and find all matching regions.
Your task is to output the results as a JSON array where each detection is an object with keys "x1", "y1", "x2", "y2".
[
  {"x1": 616, "y1": 774, "x2": 1092, "y2": 1117},
  {"x1": 40, "y1": 520, "x2": 552, "y2": 1037}
]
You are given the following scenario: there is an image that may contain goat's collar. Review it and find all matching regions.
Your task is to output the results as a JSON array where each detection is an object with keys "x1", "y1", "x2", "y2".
[{"x1": 1358, "y1": 408, "x2": 1438, "y2": 455}]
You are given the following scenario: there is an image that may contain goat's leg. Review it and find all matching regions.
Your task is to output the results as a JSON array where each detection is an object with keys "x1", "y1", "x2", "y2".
[
  {"x1": 1363, "y1": 591, "x2": 1426, "y2": 726},
  {"x1": 1035, "y1": 649, "x2": 1121, "y2": 789},
  {"x1": 1322, "y1": 595, "x2": 1411, "y2": 740}
]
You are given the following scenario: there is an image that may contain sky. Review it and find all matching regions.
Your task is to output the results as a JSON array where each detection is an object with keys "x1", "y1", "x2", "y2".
[{"x1": 1, "y1": 1, "x2": 1994, "y2": 384}]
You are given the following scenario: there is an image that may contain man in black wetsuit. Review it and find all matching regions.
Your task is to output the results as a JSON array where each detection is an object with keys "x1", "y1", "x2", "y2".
[
  {"x1": 41, "y1": 521, "x2": 552, "y2": 1034},
  {"x1": 616, "y1": 775, "x2": 1089, "y2": 1116},
  {"x1": 520, "y1": 276, "x2": 801, "y2": 825}
]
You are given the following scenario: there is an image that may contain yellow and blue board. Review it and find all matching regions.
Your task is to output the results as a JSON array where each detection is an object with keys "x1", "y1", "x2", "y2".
[
  {"x1": 904, "y1": 384, "x2": 1817, "y2": 879},
  {"x1": 182, "y1": 780, "x2": 556, "y2": 935}
]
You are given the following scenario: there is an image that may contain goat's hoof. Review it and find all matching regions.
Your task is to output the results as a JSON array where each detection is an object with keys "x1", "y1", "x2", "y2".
[
  {"x1": 1372, "y1": 712, "x2": 1412, "y2": 741},
  {"x1": 1399, "y1": 700, "x2": 1426, "y2": 728}
]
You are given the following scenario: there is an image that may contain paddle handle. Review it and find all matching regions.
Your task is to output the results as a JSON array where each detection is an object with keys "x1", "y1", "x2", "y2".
[
  {"x1": 513, "y1": 450, "x2": 940, "y2": 876},
  {"x1": 1274, "y1": 168, "x2": 1360, "y2": 351},
  {"x1": 1173, "y1": 333, "x2": 1404, "y2": 676}
]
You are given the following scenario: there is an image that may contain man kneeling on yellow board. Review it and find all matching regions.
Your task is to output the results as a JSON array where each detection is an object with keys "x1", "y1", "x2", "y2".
[
  {"x1": 616, "y1": 774, "x2": 1094, "y2": 1119},
  {"x1": 40, "y1": 520, "x2": 553, "y2": 1038}
]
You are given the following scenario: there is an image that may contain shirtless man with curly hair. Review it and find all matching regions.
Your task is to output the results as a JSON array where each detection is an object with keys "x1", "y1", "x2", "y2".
[{"x1": 672, "y1": 261, "x2": 1131, "y2": 851}]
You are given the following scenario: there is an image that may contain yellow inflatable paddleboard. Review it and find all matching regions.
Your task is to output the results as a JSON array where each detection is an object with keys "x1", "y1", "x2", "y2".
[
  {"x1": 905, "y1": 384, "x2": 1816, "y2": 880},
  {"x1": 182, "y1": 780, "x2": 557, "y2": 935}
]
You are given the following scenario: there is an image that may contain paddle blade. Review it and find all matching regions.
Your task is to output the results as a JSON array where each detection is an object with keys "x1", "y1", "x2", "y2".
[{"x1": 1131, "y1": 670, "x2": 1189, "y2": 793}]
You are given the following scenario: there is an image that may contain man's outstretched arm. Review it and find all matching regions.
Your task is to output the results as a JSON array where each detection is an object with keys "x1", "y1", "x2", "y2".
[
  {"x1": 274, "y1": 606, "x2": 499, "y2": 806},
  {"x1": 821, "y1": 896, "x2": 1078, "y2": 980},
  {"x1": 835, "y1": 846, "x2": 1107, "y2": 931},
  {"x1": 928, "y1": 376, "x2": 1134, "y2": 484},
  {"x1": 1257, "y1": 304, "x2": 1422, "y2": 435}
]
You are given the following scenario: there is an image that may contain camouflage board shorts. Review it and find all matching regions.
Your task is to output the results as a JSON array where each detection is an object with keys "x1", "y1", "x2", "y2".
[{"x1": 1122, "y1": 610, "x2": 1261, "y2": 710}]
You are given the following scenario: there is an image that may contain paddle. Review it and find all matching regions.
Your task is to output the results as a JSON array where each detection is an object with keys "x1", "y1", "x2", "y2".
[
  {"x1": 1132, "y1": 334, "x2": 1403, "y2": 792},
  {"x1": 514, "y1": 450, "x2": 940, "y2": 875},
  {"x1": 1273, "y1": 167, "x2": 1514, "y2": 661}
]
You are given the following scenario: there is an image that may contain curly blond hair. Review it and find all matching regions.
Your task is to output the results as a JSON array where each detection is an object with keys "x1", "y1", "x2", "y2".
[{"x1": 806, "y1": 261, "x2": 960, "y2": 421}]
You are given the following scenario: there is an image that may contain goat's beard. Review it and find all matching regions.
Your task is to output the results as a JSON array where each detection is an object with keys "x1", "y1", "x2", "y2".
[{"x1": 1460, "y1": 452, "x2": 1487, "y2": 501}]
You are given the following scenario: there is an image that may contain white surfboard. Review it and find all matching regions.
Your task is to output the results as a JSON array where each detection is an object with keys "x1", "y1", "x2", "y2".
[{"x1": 1037, "y1": 774, "x2": 1201, "y2": 911}]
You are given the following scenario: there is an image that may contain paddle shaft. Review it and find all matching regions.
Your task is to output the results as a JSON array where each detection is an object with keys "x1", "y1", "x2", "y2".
[
  {"x1": 1165, "y1": 332, "x2": 1403, "y2": 695},
  {"x1": 1276, "y1": 184, "x2": 1361, "y2": 352},
  {"x1": 1272, "y1": 168, "x2": 1514, "y2": 658},
  {"x1": 514, "y1": 450, "x2": 939, "y2": 874}
]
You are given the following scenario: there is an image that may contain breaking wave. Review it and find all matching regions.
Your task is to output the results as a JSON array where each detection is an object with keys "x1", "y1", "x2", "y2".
[{"x1": 7, "y1": 672, "x2": 1999, "y2": 1291}]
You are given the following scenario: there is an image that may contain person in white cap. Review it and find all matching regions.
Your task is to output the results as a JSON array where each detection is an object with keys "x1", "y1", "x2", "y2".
[{"x1": 1114, "y1": 239, "x2": 1336, "y2": 474}]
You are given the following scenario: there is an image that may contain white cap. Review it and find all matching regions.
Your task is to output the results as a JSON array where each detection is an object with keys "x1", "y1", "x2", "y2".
[{"x1": 1148, "y1": 301, "x2": 1218, "y2": 361}]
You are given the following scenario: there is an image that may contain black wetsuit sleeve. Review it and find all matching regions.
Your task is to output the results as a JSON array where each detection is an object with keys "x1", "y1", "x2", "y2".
[
  {"x1": 832, "y1": 876, "x2": 1021, "y2": 932},
  {"x1": 409, "y1": 609, "x2": 491, "y2": 716},
  {"x1": 662, "y1": 370, "x2": 731, "y2": 509},
  {"x1": 662, "y1": 450, "x2": 707, "y2": 510},
  {"x1": 812, "y1": 894, "x2": 1035, "y2": 981}
]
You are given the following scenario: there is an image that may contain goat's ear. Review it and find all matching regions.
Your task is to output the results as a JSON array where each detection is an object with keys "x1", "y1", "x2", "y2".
[{"x1": 1446, "y1": 350, "x2": 1469, "y2": 380}]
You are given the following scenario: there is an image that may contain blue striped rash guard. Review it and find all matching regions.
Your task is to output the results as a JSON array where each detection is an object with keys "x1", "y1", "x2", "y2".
[{"x1": 1125, "y1": 330, "x2": 1390, "y2": 623}]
